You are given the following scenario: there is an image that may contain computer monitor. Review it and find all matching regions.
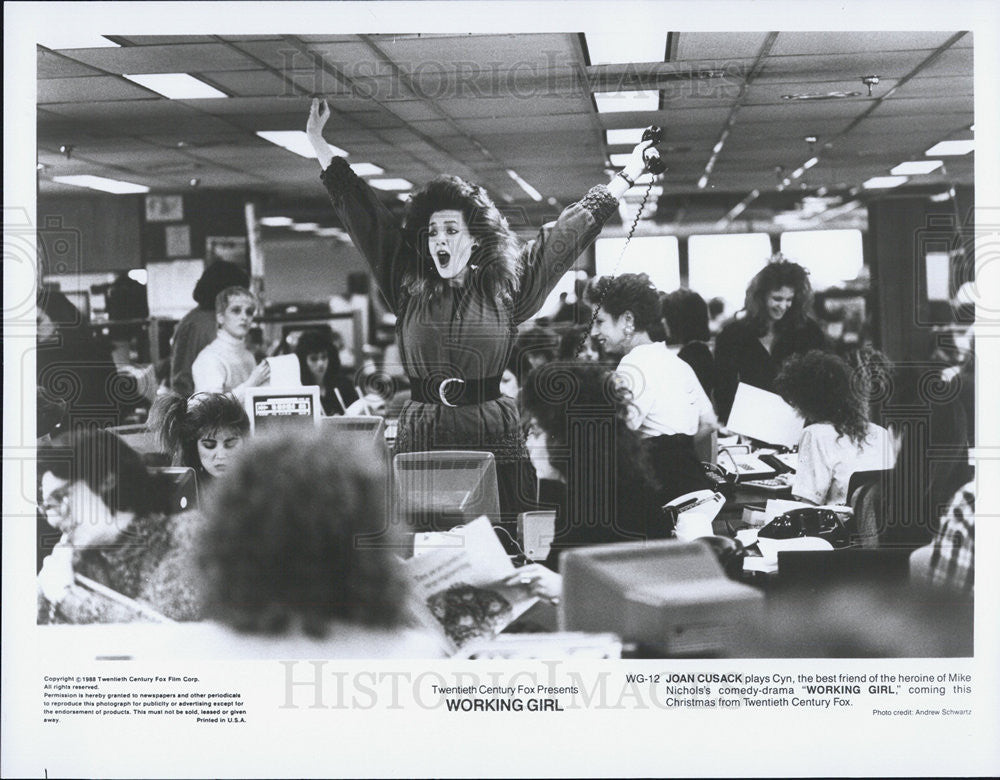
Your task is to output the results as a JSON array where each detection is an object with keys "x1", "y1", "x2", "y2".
[
  {"x1": 393, "y1": 450, "x2": 500, "y2": 532},
  {"x1": 148, "y1": 466, "x2": 199, "y2": 513},
  {"x1": 321, "y1": 415, "x2": 387, "y2": 455},
  {"x1": 559, "y1": 539, "x2": 765, "y2": 657},
  {"x1": 243, "y1": 386, "x2": 321, "y2": 436}
]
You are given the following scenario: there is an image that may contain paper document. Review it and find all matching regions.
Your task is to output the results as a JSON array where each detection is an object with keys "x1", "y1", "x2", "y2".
[
  {"x1": 726, "y1": 383, "x2": 804, "y2": 448},
  {"x1": 403, "y1": 516, "x2": 538, "y2": 652},
  {"x1": 264, "y1": 353, "x2": 301, "y2": 386}
]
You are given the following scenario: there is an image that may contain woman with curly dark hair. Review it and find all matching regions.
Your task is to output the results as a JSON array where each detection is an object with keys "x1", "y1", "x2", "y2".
[
  {"x1": 775, "y1": 350, "x2": 895, "y2": 505},
  {"x1": 306, "y1": 98, "x2": 658, "y2": 525},
  {"x1": 149, "y1": 391, "x2": 250, "y2": 480},
  {"x1": 519, "y1": 361, "x2": 672, "y2": 571},
  {"x1": 293, "y1": 328, "x2": 359, "y2": 415},
  {"x1": 587, "y1": 273, "x2": 714, "y2": 501},
  {"x1": 714, "y1": 257, "x2": 827, "y2": 423},
  {"x1": 189, "y1": 429, "x2": 443, "y2": 657}
]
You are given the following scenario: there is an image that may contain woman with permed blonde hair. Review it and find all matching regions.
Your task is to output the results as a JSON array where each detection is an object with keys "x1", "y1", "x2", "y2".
[
  {"x1": 774, "y1": 350, "x2": 895, "y2": 506},
  {"x1": 306, "y1": 97, "x2": 659, "y2": 524},
  {"x1": 714, "y1": 257, "x2": 827, "y2": 423}
]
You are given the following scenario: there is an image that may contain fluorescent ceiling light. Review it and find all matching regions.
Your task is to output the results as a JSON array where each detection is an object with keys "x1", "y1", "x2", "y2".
[
  {"x1": 123, "y1": 73, "x2": 228, "y2": 99},
  {"x1": 804, "y1": 157, "x2": 819, "y2": 169},
  {"x1": 506, "y1": 170, "x2": 543, "y2": 202},
  {"x1": 609, "y1": 153, "x2": 631, "y2": 168},
  {"x1": 315, "y1": 227, "x2": 348, "y2": 238},
  {"x1": 586, "y1": 32, "x2": 665, "y2": 66},
  {"x1": 53, "y1": 175, "x2": 149, "y2": 194},
  {"x1": 594, "y1": 90, "x2": 660, "y2": 113},
  {"x1": 257, "y1": 131, "x2": 347, "y2": 159},
  {"x1": 924, "y1": 140, "x2": 974, "y2": 156},
  {"x1": 697, "y1": 175, "x2": 708, "y2": 189},
  {"x1": 891, "y1": 160, "x2": 943, "y2": 176},
  {"x1": 290, "y1": 222, "x2": 320, "y2": 232},
  {"x1": 606, "y1": 128, "x2": 646, "y2": 145},
  {"x1": 863, "y1": 176, "x2": 908, "y2": 189},
  {"x1": 260, "y1": 216, "x2": 294, "y2": 227},
  {"x1": 349, "y1": 163, "x2": 384, "y2": 176},
  {"x1": 37, "y1": 34, "x2": 119, "y2": 49},
  {"x1": 369, "y1": 178, "x2": 413, "y2": 191}
]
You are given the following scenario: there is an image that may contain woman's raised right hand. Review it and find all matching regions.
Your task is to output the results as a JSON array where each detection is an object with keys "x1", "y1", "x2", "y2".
[{"x1": 307, "y1": 97, "x2": 331, "y2": 138}]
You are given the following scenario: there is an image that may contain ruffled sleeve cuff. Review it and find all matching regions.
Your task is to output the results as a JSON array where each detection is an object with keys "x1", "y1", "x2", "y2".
[
  {"x1": 579, "y1": 184, "x2": 618, "y2": 225},
  {"x1": 319, "y1": 157, "x2": 359, "y2": 201}
]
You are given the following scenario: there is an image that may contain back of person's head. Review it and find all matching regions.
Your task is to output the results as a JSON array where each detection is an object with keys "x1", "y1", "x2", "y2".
[
  {"x1": 214, "y1": 286, "x2": 256, "y2": 317},
  {"x1": 557, "y1": 324, "x2": 601, "y2": 360},
  {"x1": 511, "y1": 325, "x2": 561, "y2": 380},
  {"x1": 662, "y1": 288, "x2": 711, "y2": 344},
  {"x1": 199, "y1": 430, "x2": 408, "y2": 637},
  {"x1": 192, "y1": 261, "x2": 250, "y2": 309},
  {"x1": 707, "y1": 296, "x2": 726, "y2": 319},
  {"x1": 775, "y1": 350, "x2": 870, "y2": 445},
  {"x1": 150, "y1": 392, "x2": 250, "y2": 473},
  {"x1": 40, "y1": 428, "x2": 171, "y2": 517},
  {"x1": 587, "y1": 273, "x2": 661, "y2": 335},
  {"x1": 744, "y1": 256, "x2": 813, "y2": 331},
  {"x1": 521, "y1": 360, "x2": 656, "y2": 490}
]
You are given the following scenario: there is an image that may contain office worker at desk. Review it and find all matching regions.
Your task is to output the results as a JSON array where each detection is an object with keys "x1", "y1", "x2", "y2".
[
  {"x1": 588, "y1": 273, "x2": 714, "y2": 502},
  {"x1": 520, "y1": 361, "x2": 670, "y2": 572},
  {"x1": 37, "y1": 429, "x2": 204, "y2": 624},
  {"x1": 774, "y1": 350, "x2": 895, "y2": 505},
  {"x1": 714, "y1": 258, "x2": 826, "y2": 423},
  {"x1": 306, "y1": 98, "x2": 655, "y2": 519}
]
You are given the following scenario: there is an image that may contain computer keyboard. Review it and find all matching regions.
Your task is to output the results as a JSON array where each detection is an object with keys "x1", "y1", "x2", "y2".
[{"x1": 741, "y1": 477, "x2": 792, "y2": 492}]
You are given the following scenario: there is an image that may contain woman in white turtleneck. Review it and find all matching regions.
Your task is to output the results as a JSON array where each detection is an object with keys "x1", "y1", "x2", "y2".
[{"x1": 191, "y1": 286, "x2": 270, "y2": 399}]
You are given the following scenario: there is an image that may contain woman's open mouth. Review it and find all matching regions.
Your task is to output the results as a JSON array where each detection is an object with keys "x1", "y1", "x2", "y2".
[{"x1": 436, "y1": 250, "x2": 451, "y2": 268}]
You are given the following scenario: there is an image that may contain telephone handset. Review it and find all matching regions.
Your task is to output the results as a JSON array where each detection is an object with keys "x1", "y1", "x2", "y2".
[
  {"x1": 641, "y1": 125, "x2": 666, "y2": 175},
  {"x1": 574, "y1": 126, "x2": 666, "y2": 356}
]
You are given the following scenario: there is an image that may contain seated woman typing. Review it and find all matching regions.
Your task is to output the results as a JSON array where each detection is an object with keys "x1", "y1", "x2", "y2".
[
  {"x1": 774, "y1": 350, "x2": 896, "y2": 505},
  {"x1": 37, "y1": 429, "x2": 204, "y2": 623},
  {"x1": 178, "y1": 429, "x2": 444, "y2": 658}
]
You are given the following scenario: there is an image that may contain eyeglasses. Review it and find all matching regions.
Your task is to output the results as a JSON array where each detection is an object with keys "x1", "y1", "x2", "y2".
[{"x1": 41, "y1": 491, "x2": 70, "y2": 519}]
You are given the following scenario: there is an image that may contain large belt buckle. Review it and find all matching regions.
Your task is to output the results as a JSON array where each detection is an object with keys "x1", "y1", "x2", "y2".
[{"x1": 438, "y1": 377, "x2": 465, "y2": 407}]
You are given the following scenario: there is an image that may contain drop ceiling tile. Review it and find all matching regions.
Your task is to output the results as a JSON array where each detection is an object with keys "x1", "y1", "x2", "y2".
[
  {"x1": 38, "y1": 51, "x2": 105, "y2": 79},
  {"x1": 770, "y1": 32, "x2": 961, "y2": 56},
  {"x1": 672, "y1": 32, "x2": 773, "y2": 60},
  {"x1": 57, "y1": 43, "x2": 261, "y2": 74},
  {"x1": 38, "y1": 76, "x2": 156, "y2": 104}
]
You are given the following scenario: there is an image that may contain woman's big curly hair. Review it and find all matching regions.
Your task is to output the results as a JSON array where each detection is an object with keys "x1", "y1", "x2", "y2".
[
  {"x1": 586, "y1": 273, "x2": 662, "y2": 335},
  {"x1": 774, "y1": 350, "x2": 870, "y2": 446},
  {"x1": 520, "y1": 360, "x2": 658, "y2": 490},
  {"x1": 744, "y1": 257, "x2": 814, "y2": 336},
  {"x1": 149, "y1": 392, "x2": 249, "y2": 476},
  {"x1": 199, "y1": 430, "x2": 409, "y2": 637},
  {"x1": 403, "y1": 175, "x2": 521, "y2": 304}
]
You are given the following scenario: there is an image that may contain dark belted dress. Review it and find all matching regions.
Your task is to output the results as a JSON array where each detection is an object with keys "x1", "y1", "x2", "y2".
[{"x1": 319, "y1": 159, "x2": 617, "y2": 524}]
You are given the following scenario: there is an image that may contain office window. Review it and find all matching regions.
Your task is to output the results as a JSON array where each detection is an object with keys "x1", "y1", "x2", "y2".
[
  {"x1": 687, "y1": 233, "x2": 772, "y2": 316},
  {"x1": 780, "y1": 229, "x2": 864, "y2": 291},
  {"x1": 594, "y1": 236, "x2": 680, "y2": 292}
]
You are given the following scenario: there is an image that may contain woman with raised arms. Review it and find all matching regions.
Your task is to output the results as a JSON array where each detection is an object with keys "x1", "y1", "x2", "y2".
[{"x1": 306, "y1": 98, "x2": 657, "y2": 523}]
